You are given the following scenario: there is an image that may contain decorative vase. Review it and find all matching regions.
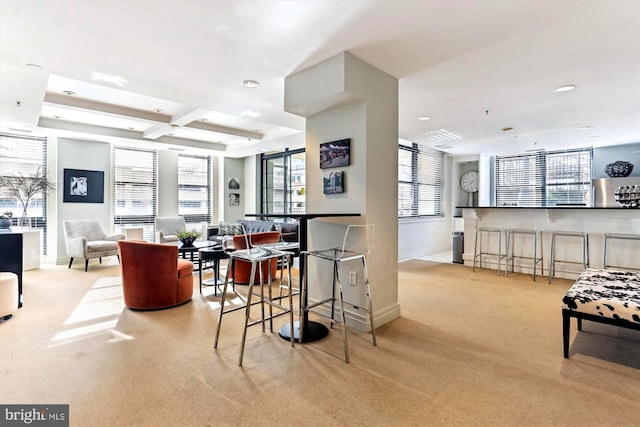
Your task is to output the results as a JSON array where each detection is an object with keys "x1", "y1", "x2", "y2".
[
  {"x1": 179, "y1": 236, "x2": 197, "y2": 247},
  {"x1": 604, "y1": 161, "x2": 634, "y2": 178}
]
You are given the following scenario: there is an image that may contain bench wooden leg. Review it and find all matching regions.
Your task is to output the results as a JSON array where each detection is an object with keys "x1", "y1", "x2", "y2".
[
  {"x1": 563, "y1": 310, "x2": 571, "y2": 358},
  {"x1": 577, "y1": 317, "x2": 582, "y2": 331}
]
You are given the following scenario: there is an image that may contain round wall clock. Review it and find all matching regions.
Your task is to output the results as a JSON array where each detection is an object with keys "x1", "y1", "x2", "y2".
[{"x1": 461, "y1": 171, "x2": 479, "y2": 193}]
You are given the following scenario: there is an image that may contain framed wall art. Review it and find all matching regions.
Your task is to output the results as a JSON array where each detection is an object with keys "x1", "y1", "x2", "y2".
[
  {"x1": 320, "y1": 138, "x2": 350, "y2": 169},
  {"x1": 63, "y1": 168, "x2": 104, "y2": 203},
  {"x1": 323, "y1": 170, "x2": 345, "y2": 194}
]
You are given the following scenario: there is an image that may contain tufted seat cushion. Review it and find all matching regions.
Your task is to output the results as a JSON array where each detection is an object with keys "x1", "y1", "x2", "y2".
[
  {"x1": 562, "y1": 268, "x2": 640, "y2": 324},
  {"x1": 87, "y1": 240, "x2": 120, "y2": 252}
]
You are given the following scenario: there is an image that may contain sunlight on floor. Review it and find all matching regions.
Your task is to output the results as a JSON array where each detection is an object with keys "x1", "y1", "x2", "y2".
[
  {"x1": 418, "y1": 250, "x2": 453, "y2": 263},
  {"x1": 49, "y1": 276, "x2": 129, "y2": 347}
]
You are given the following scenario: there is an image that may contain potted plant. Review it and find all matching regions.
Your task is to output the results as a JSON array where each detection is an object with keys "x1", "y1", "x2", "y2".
[
  {"x1": 0, "y1": 166, "x2": 55, "y2": 229},
  {"x1": 0, "y1": 211, "x2": 12, "y2": 229},
  {"x1": 176, "y1": 230, "x2": 201, "y2": 247}
]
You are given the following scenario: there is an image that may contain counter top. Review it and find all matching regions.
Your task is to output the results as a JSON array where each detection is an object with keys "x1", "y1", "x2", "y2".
[{"x1": 457, "y1": 206, "x2": 637, "y2": 210}]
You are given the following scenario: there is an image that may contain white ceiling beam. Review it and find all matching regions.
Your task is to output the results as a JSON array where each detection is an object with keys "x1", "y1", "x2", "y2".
[{"x1": 44, "y1": 92, "x2": 171, "y2": 123}]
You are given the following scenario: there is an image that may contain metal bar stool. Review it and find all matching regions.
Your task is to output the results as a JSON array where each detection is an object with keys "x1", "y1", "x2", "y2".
[
  {"x1": 548, "y1": 231, "x2": 589, "y2": 283},
  {"x1": 603, "y1": 233, "x2": 640, "y2": 271},
  {"x1": 213, "y1": 226, "x2": 295, "y2": 366},
  {"x1": 301, "y1": 224, "x2": 376, "y2": 363},
  {"x1": 506, "y1": 229, "x2": 544, "y2": 281},
  {"x1": 473, "y1": 227, "x2": 506, "y2": 275}
]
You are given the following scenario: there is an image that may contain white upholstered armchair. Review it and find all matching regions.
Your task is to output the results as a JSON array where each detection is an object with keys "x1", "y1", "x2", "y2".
[
  {"x1": 155, "y1": 216, "x2": 186, "y2": 243},
  {"x1": 63, "y1": 220, "x2": 125, "y2": 271}
]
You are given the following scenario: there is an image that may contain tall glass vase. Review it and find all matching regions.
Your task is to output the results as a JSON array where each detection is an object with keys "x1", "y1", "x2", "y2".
[{"x1": 19, "y1": 206, "x2": 30, "y2": 229}]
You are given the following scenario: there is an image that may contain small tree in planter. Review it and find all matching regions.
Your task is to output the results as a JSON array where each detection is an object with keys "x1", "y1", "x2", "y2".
[{"x1": 0, "y1": 166, "x2": 55, "y2": 229}]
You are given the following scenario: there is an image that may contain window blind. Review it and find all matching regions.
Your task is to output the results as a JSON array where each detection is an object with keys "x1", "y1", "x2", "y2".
[
  {"x1": 545, "y1": 148, "x2": 593, "y2": 206},
  {"x1": 398, "y1": 142, "x2": 444, "y2": 217},
  {"x1": 113, "y1": 146, "x2": 157, "y2": 241},
  {"x1": 178, "y1": 154, "x2": 211, "y2": 225},
  {"x1": 495, "y1": 147, "x2": 593, "y2": 207},
  {"x1": 0, "y1": 133, "x2": 48, "y2": 254}
]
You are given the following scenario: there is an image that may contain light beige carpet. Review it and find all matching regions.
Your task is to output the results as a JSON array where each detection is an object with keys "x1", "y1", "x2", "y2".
[{"x1": 1, "y1": 259, "x2": 639, "y2": 426}]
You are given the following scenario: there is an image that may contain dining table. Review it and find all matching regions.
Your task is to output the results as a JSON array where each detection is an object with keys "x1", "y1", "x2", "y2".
[{"x1": 244, "y1": 212, "x2": 361, "y2": 343}]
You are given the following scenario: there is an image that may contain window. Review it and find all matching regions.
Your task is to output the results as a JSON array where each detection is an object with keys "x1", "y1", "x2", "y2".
[
  {"x1": 0, "y1": 133, "x2": 49, "y2": 254},
  {"x1": 178, "y1": 154, "x2": 211, "y2": 226},
  {"x1": 398, "y1": 142, "x2": 444, "y2": 217},
  {"x1": 262, "y1": 148, "x2": 306, "y2": 215},
  {"x1": 113, "y1": 146, "x2": 157, "y2": 241},
  {"x1": 495, "y1": 147, "x2": 593, "y2": 207}
]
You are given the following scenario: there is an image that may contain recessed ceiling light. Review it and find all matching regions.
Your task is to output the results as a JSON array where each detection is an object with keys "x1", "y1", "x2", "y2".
[
  {"x1": 502, "y1": 127, "x2": 514, "y2": 132},
  {"x1": 507, "y1": 135, "x2": 518, "y2": 139},
  {"x1": 554, "y1": 85, "x2": 576, "y2": 93},
  {"x1": 63, "y1": 90, "x2": 76, "y2": 96},
  {"x1": 25, "y1": 63, "x2": 43, "y2": 71},
  {"x1": 577, "y1": 125, "x2": 593, "y2": 130},
  {"x1": 200, "y1": 118, "x2": 208, "y2": 122},
  {"x1": 91, "y1": 72, "x2": 128, "y2": 87},
  {"x1": 242, "y1": 80, "x2": 260, "y2": 88},
  {"x1": 240, "y1": 109, "x2": 261, "y2": 118},
  {"x1": 53, "y1": 115, "x2": 61, "y2": 119},
  {"x1": 154, "y1": 109, "x2": 163, "y2": 113},
  {"x1": 417, "y1": 116, "x2": 432, "y2": 121},
  {"x1": 435, "y1": 144, "x2": 452, "y2": 149}
]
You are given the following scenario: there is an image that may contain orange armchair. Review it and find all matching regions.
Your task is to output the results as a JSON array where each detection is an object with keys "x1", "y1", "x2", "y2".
[
  {"x1": 118, "y1": 240, "x2": 193, "y2": 310},
  {"x1": 230, "y1": 231, "x2": 280, "y2": 285}
]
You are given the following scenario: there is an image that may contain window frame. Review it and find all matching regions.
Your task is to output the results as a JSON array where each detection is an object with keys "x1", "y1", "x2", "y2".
[
  {"x1": 494, "y1": 147, "x2": 593, "y2": 207},
  {"x1": 398, "y1": 142, "x2": 444, "y2": 218},
  {"x1": 112, "y1": 146, "x2": 158, "y2": 241},
  {"x1": 178, "y1": 153, "x2": 211, "y2": 225}
]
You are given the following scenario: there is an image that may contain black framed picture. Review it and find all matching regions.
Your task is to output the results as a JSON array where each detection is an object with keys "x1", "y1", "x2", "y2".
[
  {"x1": 63, "y1": 169, "x2": 104, "y2": 203},
  {"x1": 323, "y1": 170, "x2": 345, "y2": 194},
  {"x1": 320, "y1": 138, "x2": 350, "y2": 169}
]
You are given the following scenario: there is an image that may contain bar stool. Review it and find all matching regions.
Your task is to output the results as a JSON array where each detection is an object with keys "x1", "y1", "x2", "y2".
[
  {"x1": 603, "y1": 233, "x2": 640, "y2": 271},
  {"x1": 213, "y1": 226, "x2": 295, "y2": 366},
  {"x1": 301, "y1": 224, "x2": 376, "y2": 363},
  {"x1": 548, "y1": 231, "x2": 589, "y2": 283},
  {"x1": 473, "y1": 227, "x2": 506, "y2": 275},
  {"x1": 506, "y1": 229, "x2": 544, "y2": 281}
]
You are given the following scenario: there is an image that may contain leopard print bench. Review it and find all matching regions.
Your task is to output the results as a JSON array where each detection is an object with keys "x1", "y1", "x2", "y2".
[{"x1": 561, "y1": 268, "x2": 640, "y2": 358}]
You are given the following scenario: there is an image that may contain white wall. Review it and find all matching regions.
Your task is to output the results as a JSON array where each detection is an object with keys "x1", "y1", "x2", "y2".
[
  {"x1": 56, "y1": 138, "x2": 112, "y2": 264},
  {"x1": 157, "y1": 150, "x2": 179, "y2": 217},
  {"x1": 223, "y1": 157, "x2": 244, "y2": 222}
]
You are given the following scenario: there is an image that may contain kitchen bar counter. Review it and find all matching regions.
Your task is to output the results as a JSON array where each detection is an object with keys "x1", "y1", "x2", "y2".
[{"x1": 460, "y1": 207, "x2": 639, "y2": 278}]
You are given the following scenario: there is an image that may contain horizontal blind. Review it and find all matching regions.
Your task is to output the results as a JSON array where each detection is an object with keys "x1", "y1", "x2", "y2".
[
  {"x1": 178, "y1": 154, "x2": 211, "y2": 225},
  {"x1": 417, "y1": 146, "x2": 444, "y2": 215},
  {"x1": 398, "y1": 146, "x2": 414, "y2": 217},
  {"x1": 495, "y1": 147, "x2": 593, "y2": 207},
  {"x1": 495, "y1": 151, "x2": 544, "y2": 206},
  {"x1": 545, "y1": 148, "x2": 593, "y2": 206},
  {"x1": 0, "y1": 133, "x2": 48, "y2": 254},
  {"x1": 398, "y1": 142, "x2": 444, "y2": 217},
  {"x1": 113, "y1": 146, "x2": 157, "y2": 241}
]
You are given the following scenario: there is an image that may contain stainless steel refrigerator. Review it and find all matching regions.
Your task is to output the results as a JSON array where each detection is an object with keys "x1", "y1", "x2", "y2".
[{"x1": 592, "y1": 177, "x2": 640, "y2": 207}]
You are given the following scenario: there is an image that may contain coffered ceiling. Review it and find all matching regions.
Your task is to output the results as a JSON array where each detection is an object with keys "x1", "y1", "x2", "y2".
[{"x1": 1, "y1": 0, "x2": 638, "y2": 158}]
